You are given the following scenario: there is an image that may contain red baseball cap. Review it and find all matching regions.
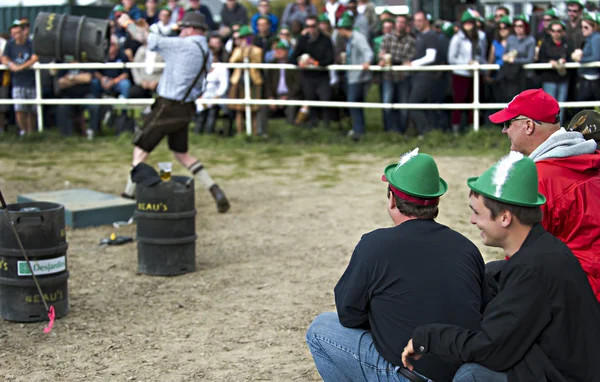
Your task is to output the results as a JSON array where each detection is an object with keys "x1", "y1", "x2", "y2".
[{"x1": 489, "y1": 89, "x2": 560, "y2": 124}]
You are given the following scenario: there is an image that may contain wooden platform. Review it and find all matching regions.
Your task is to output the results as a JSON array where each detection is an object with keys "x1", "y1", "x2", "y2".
[{"x1": 17, "y1": 189, "x2": 136, "y2": 229}]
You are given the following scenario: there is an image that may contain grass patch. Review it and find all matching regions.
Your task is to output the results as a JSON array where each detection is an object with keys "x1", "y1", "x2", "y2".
[{"x1": 5, "y1": 174, "x2": 37, "y2": 182}]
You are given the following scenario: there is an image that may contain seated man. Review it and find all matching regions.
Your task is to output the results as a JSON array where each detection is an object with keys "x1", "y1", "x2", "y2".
[
  {"x1": 259, "y1": 40, "x2": 301, "y2": 135},
  {"x1": 55, "y1": 58, "x2": 101, "y2": 139},
  {"x1": 306, "y1": 149, "x2": 490, "y2": 381},
  {"x1": 402, "y1": 152, "x2": 600, "y2": 381},
  {"x1": 91, "y1": 34, "x2": 132, "y2": 99}
]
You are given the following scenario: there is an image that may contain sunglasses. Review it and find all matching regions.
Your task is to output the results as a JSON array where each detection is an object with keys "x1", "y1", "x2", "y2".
[
  {"x1": 503, "y1": 117, "x2": 530, "y2": 129},
  {"x1": 498, "y1": 26, "x2": 509, "y2": 30},
  {"x1": 543, "y1": 17, "x2": 553, "y2": 22},
  {"x1": 582, "y1": 24, "x2": 592, "y2": 30},
  {"x1": 514, "y1": 24, "x2": 525, "y2": 29},
  {"x1": 305, "y1": 24, "x2": 316, "y2": 28},
  {"x1": 550, "y1": 28, "x2": 563, "y2": 33}
]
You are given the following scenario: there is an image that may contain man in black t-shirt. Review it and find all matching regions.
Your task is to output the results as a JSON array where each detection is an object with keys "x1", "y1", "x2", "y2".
[
  {"x1": 306, "y1": 149, "x2": 490, "y2": 382},
  {"x1": 405, "y1": 12, "x2": 438, "y2": 138}
]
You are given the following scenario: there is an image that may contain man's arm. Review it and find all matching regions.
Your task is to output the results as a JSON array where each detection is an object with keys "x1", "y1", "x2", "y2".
[
  {"x1": 334, "y1": 239, "x2": 372, "y2": 329},
  {"x1": 317, "y1": 36, "x2": 335, "y2": 67},
  {"x1": 409, "y1": 264, "x2": 551, "y2": 371}
]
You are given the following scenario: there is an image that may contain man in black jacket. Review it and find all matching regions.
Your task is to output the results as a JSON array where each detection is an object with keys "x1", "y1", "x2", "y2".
[
  {"x1": 402, "y1": 152, "x2": 600, "y2": 382},
  {"x1": 290, "y1": 15, "x2": 334, "y2": 128},
  {"x1": 306, "y1": 149, "x2": 490, "y2": 381}
]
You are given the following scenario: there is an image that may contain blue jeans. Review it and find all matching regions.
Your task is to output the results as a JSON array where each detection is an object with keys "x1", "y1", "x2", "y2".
[
  {"x1": 382, "y1": 79, "x2": 410, "y2": 133},
  {"x1": 347, "y1": 82, "x2": 368, "y2": 136},
  {"x1": 542, "y1": 81, "x2": 568, "y2": 127},
  {"x1": 452, "y1": 363, "x2": 508, "y2": 382},
  {"x1": 91, "y1": 78, "x2": 131, "y2": 98},
  {"x1": 306, "y1": 312, "x2": 432, "y2": 382}
]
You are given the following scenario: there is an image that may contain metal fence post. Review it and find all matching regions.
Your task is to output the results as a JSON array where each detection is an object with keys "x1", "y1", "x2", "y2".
[
  {"x1": 243, "y1": 57, "x2": 252, "y2": 136},
  {"x1": 34, "y1": 66, "x2": 44, "y2": 132},
  {"x1": 472, "y1": 63, "x2": 480, "y2": 132}
]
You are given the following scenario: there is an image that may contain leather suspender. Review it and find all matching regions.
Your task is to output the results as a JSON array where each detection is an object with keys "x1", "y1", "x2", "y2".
[{"x1": 180, "y1": 40, "x2": 210, "y2": 104}]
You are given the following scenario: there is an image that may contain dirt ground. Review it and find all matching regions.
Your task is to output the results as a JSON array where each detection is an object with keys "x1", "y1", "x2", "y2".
[{"x1": 0, "y1": 148, "x2": 502, "y2": 381}]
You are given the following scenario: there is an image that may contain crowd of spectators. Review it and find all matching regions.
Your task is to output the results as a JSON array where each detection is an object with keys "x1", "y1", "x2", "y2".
[{"x1": 1, "y1": 0, "x2": 600, "y2": 140}]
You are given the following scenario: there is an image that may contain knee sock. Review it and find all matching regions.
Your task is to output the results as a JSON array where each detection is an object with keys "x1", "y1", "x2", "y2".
[
  {"x1": 123, "y1": 167, "x2": 136, "y2": 197},
  {"x1": 188, "y1": 161, "x2": 215, "y2": 190}
]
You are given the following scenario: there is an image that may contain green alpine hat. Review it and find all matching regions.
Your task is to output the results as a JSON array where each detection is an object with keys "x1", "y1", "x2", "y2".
[
  {"x1": 513, "y1": 14, "x2": 530, "y2": 25},
  {"x1": 381, "y1": 148, "x2": 448, "y2": 201},
  {"x1": 381, "y1": 18, "x2": 395, "y2": 25},
  {"x1": 238, "y1": 24, "x2": 253, "y2": 37},
  {"x1": 467, "y1": 152, "x2": 546, "y2": 207},
  {"x1": 460, "y1": 9, "x2": 478, "y2": 24},
  {"x1": 337, "y1": 16, "x2": 354, "y2": 29},
  {"x1": 543, "y1": 7, "x2": 559, "y2": 18},
  {"x1": 113, "y1": 4, "x2": 125, "y2": 13},
  {"x1": 498, "y1": 15, "x2": 513, "y2": 26},
  {"x1": 441, "y1": 21, "x2": 455, "y2": 38},
  {"x1": 380, "y1": 9, "x2": 395, "y2": 17},
  {"x1": 275, "y1": 39, "x2": 290, "y2": 50},
  {"x1": 582, "y1": 10, "x2": 599, "y2": 24},
  {"x1": 566, "y1": 0, "x2": 586, "y2": 8},
  {"x1": 318, "y1": 13, "x2": 330, "y2": 23},
  {"x1": 549, "y1": 19, "x2": 566, "y2": 29}
]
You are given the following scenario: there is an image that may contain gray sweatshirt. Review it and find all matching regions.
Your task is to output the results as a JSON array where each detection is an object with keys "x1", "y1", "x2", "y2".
[
  {"x1": 346, "y1": 31, "x2": 373, "y2": 84},
  {"x1": 529, "y1": 128, "x2": 597, "y2": 162}
]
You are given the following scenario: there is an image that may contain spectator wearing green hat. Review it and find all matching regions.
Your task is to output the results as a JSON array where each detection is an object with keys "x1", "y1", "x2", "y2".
[
  {"x1": 448, "y1": 9, "x2": 487, "y2": 134},
  {"x1": 566, "y1": 0, "x2": 586, "y2": 50},
  {"x1": 536, "y1": 7, "x2": 559, "y2": 44},
  {"x1": 251, "y1": 0, "x2": 278, "y2": 35},
  {"x1": 307, "y1": 148, "x2": 490, "y2": 382},
  {"x1": 336, "y1": 16, "x2": 373, "y2": 140},
  {"x1": 571, "y1": 11, "x2": 600, "y2": 107},
  {"x1": 110, "y1": 1, "x2": 143, "y2": 39},
  {"x1": 537, "y1": 20, "x2": 571, "y2": 126},
  {"x1": 402, "y1": 151, "x2": 600, "y2": 382},
  {"x1": 500, "y1": 15, "x2": 535, "y2": 99},
  {"x1": 260, "y1": 40, "x2": 301, "y2": 134},
  {"x1": 317, "y1": 13, "x2": 333, "y2": 36}
]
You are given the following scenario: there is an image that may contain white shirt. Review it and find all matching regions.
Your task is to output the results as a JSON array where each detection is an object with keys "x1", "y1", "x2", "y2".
[{"x1": 197, "y1": 65, "x2": 230, "y2": 112}]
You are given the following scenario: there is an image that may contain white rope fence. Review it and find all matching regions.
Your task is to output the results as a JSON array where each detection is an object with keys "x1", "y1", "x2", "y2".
[{"x1": 1, "y1": 61, "x2": 600, "y2": 135}]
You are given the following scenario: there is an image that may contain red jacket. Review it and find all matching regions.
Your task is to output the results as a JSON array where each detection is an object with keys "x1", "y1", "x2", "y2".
[{"x1": 536, "y1": 151, "x2": 600, "y2": 301}]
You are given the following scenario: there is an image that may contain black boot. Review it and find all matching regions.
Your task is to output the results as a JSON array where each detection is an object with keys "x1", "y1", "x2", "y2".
[{"x1": 209, "y1": 184, "x2": 230, "y2": 213}]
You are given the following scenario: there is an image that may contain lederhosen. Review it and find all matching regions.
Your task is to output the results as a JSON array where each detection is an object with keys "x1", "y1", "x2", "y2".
[{"x1": 133, "y1": 41, "x2": 210, "y2": 153}]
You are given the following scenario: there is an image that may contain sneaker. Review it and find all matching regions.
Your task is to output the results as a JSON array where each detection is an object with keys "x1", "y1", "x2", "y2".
[
  {"x1": 209, "y1": 184, "x2": 230, "y2": 213},
  {"x1": 294, "y1": 109, "x2": 309, "y2": 125},
  {"x1": 86, "y1": 129, "x2": 94, "y2": 140}
]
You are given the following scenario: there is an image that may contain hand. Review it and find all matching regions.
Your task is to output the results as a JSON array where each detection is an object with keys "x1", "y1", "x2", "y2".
[
  {"x1": 559, "y1": 58, "x2": 567, "y2": 64},
  {"x1": 280, "y1": 95, "x2": 288, "y2": 100},
  {"x1": 502, "y1": 54, "x2": 514, "y2": 63},
  {"x1": 550, "y1": 60, "x2": 557, "y2": 68},
  {"x1": 571, "y1": 49, "x2": 583, "y2": 62},
  {"x1": 378, "y1": 59, "x2": 385, "y2": 67},
  {"x1": 403, "y1": 61, "x2": 412, "y2": 67},
  {"x1": 117, "y1": 13, "x2": 132, "y2": 29},
  {"x1": 7, "y1": 62, "x2": 20, "y2": 72},
  {"x1": 401, "y1": 339, "x2": 423, "y2": 372},
  {"x1": 362, "y1": 62, "x2": 370, "y2": 70}
]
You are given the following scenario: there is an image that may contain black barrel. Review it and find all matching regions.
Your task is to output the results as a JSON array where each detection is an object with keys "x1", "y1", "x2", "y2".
[
  {"x1": 33, "y1": 12, "x2": 109, "y2": 62},
  {"x1": 135, "y1": 176, "x2": 197, "y2": 276},
  {"x1": 0, "y1": 202, "x2": 69, "y2": 322}
]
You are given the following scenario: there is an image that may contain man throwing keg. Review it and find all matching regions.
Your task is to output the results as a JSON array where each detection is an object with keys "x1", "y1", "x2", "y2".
[{"x1": 117, "y1": 12, "x2": 229, "y2": 213}]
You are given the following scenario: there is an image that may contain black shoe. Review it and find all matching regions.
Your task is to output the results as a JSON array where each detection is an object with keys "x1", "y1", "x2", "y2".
[
  {"x1": 209, "y1": 184, "x2": 230, "y2": 213},
  {"x1": 121, "y1": 192, "x2": 135, "y2": 200}
]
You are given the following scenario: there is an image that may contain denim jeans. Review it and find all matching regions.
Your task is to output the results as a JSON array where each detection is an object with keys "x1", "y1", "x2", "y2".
[
  {"x1": 306, "y1": 312, "x2": 432, "y2": 382},
  {"x1": 56, "y1": 94, "x2": 101, "y2": 136},
  {"x1": 542, "y1": 81, "x2": 568, "y2": 126},
  {"x1": 347, "y1": 81, "x2": 368, "y2": 136},
  {"x1": 382, "y1": 79, "x2": 410, "y2": 133},
  {"x1": 452, "y1": 363, "x2": 508, "y2": 382},
  {"x1": 91, "y1": 78, "x2": 132, "y2": 98}
]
